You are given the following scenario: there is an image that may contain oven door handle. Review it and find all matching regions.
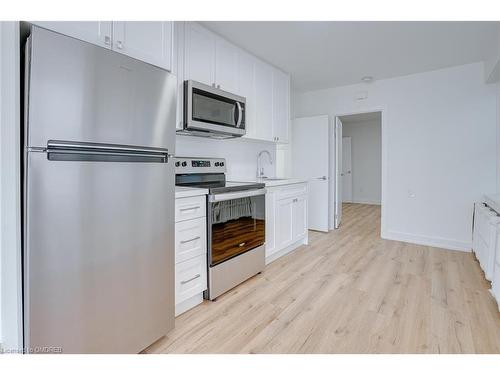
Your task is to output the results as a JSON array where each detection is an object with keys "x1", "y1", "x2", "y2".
[{"x1": 209, "y1": 188, "x2": 266, "y2": 202}]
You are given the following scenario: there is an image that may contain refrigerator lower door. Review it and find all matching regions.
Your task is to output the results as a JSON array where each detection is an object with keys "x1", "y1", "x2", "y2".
[{"x1": 24, "y1": 152, "x2": 174, "y2": 353}]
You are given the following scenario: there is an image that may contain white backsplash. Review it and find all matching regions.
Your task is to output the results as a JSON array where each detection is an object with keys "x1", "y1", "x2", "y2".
[{"x1": 175, "y1": 135, "x2": 276, "y2": 181}]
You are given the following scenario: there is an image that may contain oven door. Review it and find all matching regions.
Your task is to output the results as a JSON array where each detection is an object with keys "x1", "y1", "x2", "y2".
[
  {"x1": 184, "y1": 80, "x2": 246, "y2": 137},
  {"x1": 208, "y1": 189, "x2": 265, "y2": 267}
]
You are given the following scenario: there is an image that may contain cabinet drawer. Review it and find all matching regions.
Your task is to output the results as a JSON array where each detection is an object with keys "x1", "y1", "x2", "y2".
[
  {"x1": 276, "y1": 183, "x2": 307, "y2": 200},
  {"x1": 175, "y1": 217, "x2": 207, "y2": 263},
  {"x1": 175, "y1": 195, "x2": 206, "y2": 222},
  {"x1": 175, "y1": 254, "x2": 207, "y2": 304}
]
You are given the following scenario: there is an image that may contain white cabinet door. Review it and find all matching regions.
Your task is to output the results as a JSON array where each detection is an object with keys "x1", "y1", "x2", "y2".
[
  {"x1": 184, "y1": 22, "x2": 216, "y2": 86},
  {"x1": 254, "y1": 60, "x2": 274, "y2": 141},
  {"x1": 292, "y1": 195, "x2": 308, "y2": 240},
  {"x1": 276, "y1": 197, "x2": 294, "y2": 250},
  {"x1": 236, "y1": 50, "x2": 256, "y2": 139},
  {"x1": 272, "y1": 69, "x2": 290, "y2": 143},
  {"x1": 265, "y1": 189, "x2": 277, "y2": 258},
  {"x1": 215, "y1": 38, "x2": 238, "y2": 93},
  {"x1": 112, "y1": 21, "x2": 173, "y2": 71},
  {"x1": 174, "y1": 22, "x2": 185, "y2": 130},
  {"x1": 32, "y1": 21, "x2": 112, "y2": 48}
]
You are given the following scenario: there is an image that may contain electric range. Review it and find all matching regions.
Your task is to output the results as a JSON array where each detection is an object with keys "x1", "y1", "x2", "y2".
[{"x1": 175, "y1": 157, "x2": 266, "y2": 300}]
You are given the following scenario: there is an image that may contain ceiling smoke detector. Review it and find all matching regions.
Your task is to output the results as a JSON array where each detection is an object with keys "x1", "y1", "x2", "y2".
[{"x1": 361, "y1": 76, "x2": 374, "y2": 83}]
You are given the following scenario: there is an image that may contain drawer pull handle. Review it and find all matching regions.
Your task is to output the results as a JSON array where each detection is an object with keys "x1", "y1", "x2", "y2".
[
  {"x1": 180, "y1": 236, "x2": 201, "y2": 244},
  {"x1": 180, "y1": 206, "x2": 200, "y2": 212},
  {"x1": 181, "y1": 274, "x2": 201, "y2": 284}
]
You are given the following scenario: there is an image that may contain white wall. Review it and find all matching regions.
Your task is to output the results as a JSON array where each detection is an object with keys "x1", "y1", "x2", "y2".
[
  {"x1": 0, "y1": 21, "x2": 23, "y2": 350},
  {"x1": 175, "y1": 135, "x2": 276, "y2": 180},
  {"x1": 497, "y1": 82, "x2": 500, "y2": 192},
  {"x1": 0, "y1": 20, "x2": 3, "y2": 345},
  {"x1": 342, "y1": 119, "x2": 381, "y2": 204},
  {"x1": 293, "y1": 62, "x2": 497, "y2": 251}
]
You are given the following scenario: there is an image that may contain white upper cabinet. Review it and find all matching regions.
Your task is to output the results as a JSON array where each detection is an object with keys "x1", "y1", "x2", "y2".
[
  {"x1": 272, "y1": 69, "x2": 290, "y2": 143},
  {"x1": 112, "y1": 22, "x2": 173, "y2": 71},
  {"x1": 254, "y1": 60, "x2": 274, "y2": 142},
  {"x1": 215, "y1": 38, "x2": 238, "y2": 93},
  {"x1": 184, "y1": 22, "x2": 216, "y2": 86},
  {"x1": 31, "y1": 21, "x2": 112, "y2": 48},
  {"x1": 32, "y1": 21, "x2": 174, "y2": 71},
  {"x1": 236, "y1": 50, "x2": 256, "y2": 139}
]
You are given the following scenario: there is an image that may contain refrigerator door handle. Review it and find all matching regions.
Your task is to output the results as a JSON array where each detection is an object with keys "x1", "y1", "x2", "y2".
[{"x1": 46, "y1": 140, "x2": 171, "y2": 163}]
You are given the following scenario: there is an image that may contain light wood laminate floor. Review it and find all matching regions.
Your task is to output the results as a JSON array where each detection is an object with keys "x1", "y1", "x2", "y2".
[{"x1": 145, "y1": 203, "x2": 500, "y2": 353}]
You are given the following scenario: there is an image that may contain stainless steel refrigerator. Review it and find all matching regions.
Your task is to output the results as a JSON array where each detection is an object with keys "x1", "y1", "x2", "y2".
[{"x1": 23, "y1": 26, "x2": 177, "y2": 353}]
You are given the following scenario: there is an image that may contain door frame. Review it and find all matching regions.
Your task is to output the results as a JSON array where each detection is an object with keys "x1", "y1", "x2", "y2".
[
  {"x1": 342, "y1": 136, "x2": 352, "y2": 203},
  {"x1": 331, "y1": 108, "x2": 387, "y2": 237}
]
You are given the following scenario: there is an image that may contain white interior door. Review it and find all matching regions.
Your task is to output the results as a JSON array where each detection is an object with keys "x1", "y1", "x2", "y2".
[
  {"x1": 342, "y1": 137, "x2": 352, "y2": 202},
  {"x1": 334, "y1": 117, "x2": 343, "y2": 229},
  {"x1": 292, "y1": 115, "x2": 330, "y2": 232}
]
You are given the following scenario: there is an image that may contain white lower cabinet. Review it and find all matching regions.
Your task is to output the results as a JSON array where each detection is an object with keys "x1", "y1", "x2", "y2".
[
  {"x1": 175, "y1": 194, "x2": 207, "y2": 316},
  {"x1": 266, "y1": 183, "x2": 308, "y2": 264},
  {"x1": 472, "y1": 202, "x2": 499, "y2": 281},
  {"x1": 175, "y1": 217, "x2": 206, "y2": 264},
  {"x1": 473, "y1": 201, "x2": 500, "y2": 311},
  {"x1": 276, "y1": 197, "x2": 294, "y2": 250},
  {"x1": 175, "y1": 254, "x2": 207, "y2": 315},
  {"x1": 493, "y1": 262, "x2": 500, "y2": 311}
]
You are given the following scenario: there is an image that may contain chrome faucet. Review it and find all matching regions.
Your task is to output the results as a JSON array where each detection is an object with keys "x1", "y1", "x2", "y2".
[{"x1": 257, "y1": 150, "x2": 273, "y2": 178}]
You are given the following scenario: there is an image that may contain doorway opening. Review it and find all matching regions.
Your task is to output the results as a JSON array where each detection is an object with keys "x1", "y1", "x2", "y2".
[{"x1": 333, "y1": 111, "x2": 382, "y2": 230}]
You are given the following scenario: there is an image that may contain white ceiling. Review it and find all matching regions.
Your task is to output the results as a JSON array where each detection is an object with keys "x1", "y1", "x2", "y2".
[
  {"x1": 340, "y1": 111, "x2": 381, "y2": 124},
  {"x1": 202, "y1": 21, "x2": 500, "y2": 92}
]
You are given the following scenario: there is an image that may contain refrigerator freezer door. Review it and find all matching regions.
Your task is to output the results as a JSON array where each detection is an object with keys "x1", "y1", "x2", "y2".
[
  {"x1": 26, "y1": 26, "x2": 177, "y2": 149},
  {"x1": 24, "y1": 152, "x2": 175, "y2": 353}
]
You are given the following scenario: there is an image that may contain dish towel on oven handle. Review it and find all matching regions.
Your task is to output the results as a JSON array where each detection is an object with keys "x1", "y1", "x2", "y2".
[{"x1": 212, "y1": 197, "x2": 253, "y2": 224}]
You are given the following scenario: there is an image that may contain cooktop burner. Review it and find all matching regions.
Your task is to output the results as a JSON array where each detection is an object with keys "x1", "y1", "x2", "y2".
[{"x1": 175, "y1": 157, "x2": 264, "y2": 194}]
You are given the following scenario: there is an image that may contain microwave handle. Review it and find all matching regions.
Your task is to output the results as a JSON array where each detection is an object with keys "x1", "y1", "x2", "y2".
[{"x1": 236, "y1": 102, "x2": 243, "y2": 128}]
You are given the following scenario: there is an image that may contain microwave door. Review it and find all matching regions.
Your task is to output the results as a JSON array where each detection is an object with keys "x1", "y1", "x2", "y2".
[{"x1": 185, "y1": 80, "x2": 246, "y2": 137}]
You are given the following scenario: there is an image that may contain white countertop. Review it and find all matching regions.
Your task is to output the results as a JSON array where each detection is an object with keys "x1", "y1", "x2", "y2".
[
  {"x1": 235, "y1": 178, "x2": 308, "y2": 187},
  {"x1": 175, "y1": 178, "x2": 307, "y2": 199},
  {"x1": 175, "y1": 186, "x2": 208, "y2": 199},
  {"x1": 484, "y1": 193, "x2": 500, "y2": 213}
]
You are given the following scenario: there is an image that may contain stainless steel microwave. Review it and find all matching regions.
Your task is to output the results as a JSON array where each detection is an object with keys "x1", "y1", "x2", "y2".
[{"x1": 183, "y1": 80, "x2": 246, "y2": 138}]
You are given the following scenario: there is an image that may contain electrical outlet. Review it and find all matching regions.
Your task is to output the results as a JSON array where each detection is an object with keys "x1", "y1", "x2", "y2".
[{"x1": 408, "y1": 190, "x2": 416, "y2": 198}]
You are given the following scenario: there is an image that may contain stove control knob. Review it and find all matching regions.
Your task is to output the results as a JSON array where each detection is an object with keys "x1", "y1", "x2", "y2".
[
  {"x1": 181, "y1": 161, "x2": 187, "y2": 167},
  {"x1": 220, "y1": 162, "x2": 225, "y2": 167},
  {"x1": 215, "y1": 162, "x2": 220, "y2": 166},
  {"x1": 175, "y1": 161, "x2": 180, "y2": 167}
]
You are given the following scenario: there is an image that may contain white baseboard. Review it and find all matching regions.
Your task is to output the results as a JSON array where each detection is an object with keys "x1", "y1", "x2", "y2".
[
  {"x1": 382, "y1": 230, "x2": 471, "y2": 252},
  {"x1": 348, "y1": 199, "x2": 381, "y2": 205},
  {"x1": 265, "y1": 236, "x2": 308, "y2": 265},
  {"x1": 175, "y1": 293, "x2": 204, "y2": 317}
]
